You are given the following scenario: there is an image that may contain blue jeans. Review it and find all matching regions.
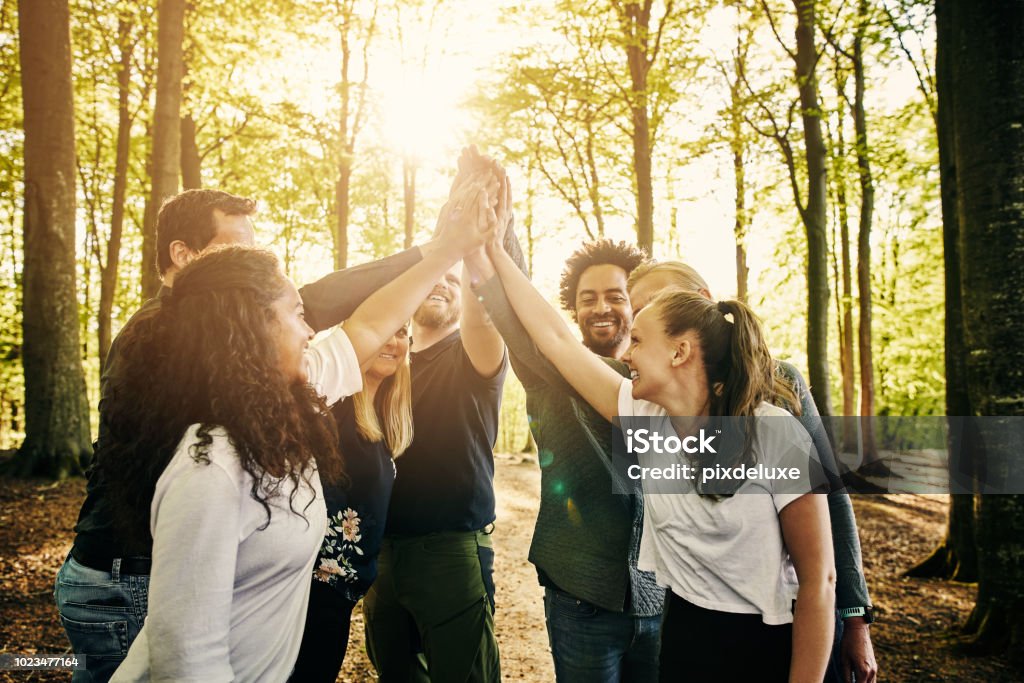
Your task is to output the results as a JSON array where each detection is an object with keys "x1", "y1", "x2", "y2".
[
  {"x1": 544, "y1": 587, "x2": 660, "y2": 682},
  {"x1": 53, "y1": 553, "x2": 149, "y2": 683}
]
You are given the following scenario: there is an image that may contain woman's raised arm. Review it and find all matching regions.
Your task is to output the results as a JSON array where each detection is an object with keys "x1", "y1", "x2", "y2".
[{"x1": 485, "y1": 243, "x2": 623, "y2": 421}]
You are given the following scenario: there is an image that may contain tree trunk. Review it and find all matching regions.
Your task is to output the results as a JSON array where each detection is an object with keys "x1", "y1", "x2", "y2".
[
  {"x1": 831, "y1": 88, "x2": 856, "y2": 452},
  {"x1": 141, "y1": 0, "x2": 185, "y2": 298},
  {"x1": 729, "y1": 51, "x2": 749, "y2": 302},
  {"x1": 334, "y1": 162, "x2": 351, "y2": 270},
  {"x1": 852, "y1": 0, "x2": 880, "y2": 468},
  {"x1": 99, "y1": 13, "x2": 134, "y2": 371},
  {"x1": 946, "y1": 0, "x2": 1024, "y2": 666},
  {"x1": 618, "y1": 0, "x2": 655, "y2": 256},
  {"x1": 13, "y1": 0, "x2": 92, "y2": 478},
  {"x1": 180, "y1": 113, "x2": 201, "y2": 190},
  {"x1": 905, "y1": 0, "x2": 977, "y2": 578},
  {"x1": 403, "y1": 155, "x2": 415, "y2": 250},
  {"x1": 792, "y1": 0, "x2": 832, "y2": 417}
]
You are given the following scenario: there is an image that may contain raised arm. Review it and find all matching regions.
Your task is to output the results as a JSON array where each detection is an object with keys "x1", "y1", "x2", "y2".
[
  {"x1": 485, "y1": 241, "x2": 621, "y2": 421},
  {"x1": 460, "y1": 175, "x2": 508, "y2": 378},
  {"x1": 780, "y1": 493, "x2": 836, "y2": 683},
  {"x1": 344, "y1": 183, "x2": 494, "y2": 365}
]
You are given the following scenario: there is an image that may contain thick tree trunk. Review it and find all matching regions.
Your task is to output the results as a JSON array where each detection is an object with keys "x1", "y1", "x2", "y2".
[
  {"x1": 14, "y1": 0, "x2": 92, "y2": 478},
  {"x1": 141, "y1": 0, "x2": 184, "y2": 298},
  {"x1": 180, "y1": 113, "x2": 201, "y2": 190},
  {"x1": 946, "y1": 0, "x2": 1024, "y2": 666},
  {"x1": 99, "y1": 14, "x2": 134, "y2": 371},
  {"x1": 793, "y1": 0, "x2": 832, "y2": 416},
  {"x1": 907, "y1": 0, "x2": 979, "y2": 584}
]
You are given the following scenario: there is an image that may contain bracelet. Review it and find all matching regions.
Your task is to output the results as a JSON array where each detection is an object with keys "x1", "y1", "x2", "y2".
[{"x1": 839, "y1": 606, "x2": 875, "y2": 624}]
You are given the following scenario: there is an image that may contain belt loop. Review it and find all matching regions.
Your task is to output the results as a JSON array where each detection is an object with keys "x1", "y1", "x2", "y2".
[{"x1": 111, "y1": 557, "x2": 121, "y2": 582}]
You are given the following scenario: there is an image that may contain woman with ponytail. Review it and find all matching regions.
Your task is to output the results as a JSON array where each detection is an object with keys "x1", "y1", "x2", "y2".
[
  {"x1": 628, "y1": 261, "x2": 877, "y2": 683},
  {"x1": 477, "y1": 235, "x2": 835, "y2": 682}
]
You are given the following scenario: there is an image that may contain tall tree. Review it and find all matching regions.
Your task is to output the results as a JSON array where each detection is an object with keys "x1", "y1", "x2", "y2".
[
  {"x1": 944, "y1": 0, "x2": 1024, "y2": 665},
  {"x1": 99, "y1": 8, "x2": 139, "y2": 368},
  {"x1": 610, "y1": 0, "x2": 676, "y2": 255},
  {"x1": 14, "y1": 0, "x2": 91, "y2": 477},
  {"x1": 851, "y1": 0, "x2": 878, "y2": 462},
  {"x1": 756, "y1": 0, "x2": 833, "y2": 414},
  {"x1": 140, "y1": 0, "x2": 185, "y2": 298},
  {"x1": 904, "y1": 0, "x2": 976, "y2": 583},
  {"x1": 331, "y1": 0, "x2": 377, "y2": 270}
]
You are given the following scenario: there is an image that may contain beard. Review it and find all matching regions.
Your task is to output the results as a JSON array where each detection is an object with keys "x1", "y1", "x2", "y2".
[
  {"x1": 413, "y1": 299, "x2": 461, "y2": 330},
  {"x1": 579, "y1": 312, "x2": 629, "y2": 357}
]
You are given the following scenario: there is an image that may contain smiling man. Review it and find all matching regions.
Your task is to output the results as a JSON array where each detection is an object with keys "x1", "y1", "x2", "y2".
[{"x1": 471, "y1": 237, "x2": 663, "y2": 682}]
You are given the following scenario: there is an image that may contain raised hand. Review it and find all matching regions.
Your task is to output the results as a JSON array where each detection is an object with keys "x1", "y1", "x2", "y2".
[{"x1": 436, "y1": 182, "x2": 496, "y2": 258}]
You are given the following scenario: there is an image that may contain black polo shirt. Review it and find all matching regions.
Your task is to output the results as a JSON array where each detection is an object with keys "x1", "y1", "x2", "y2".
[{"x1": 386, "y1": 330, "x2": 508, "y2": 535}]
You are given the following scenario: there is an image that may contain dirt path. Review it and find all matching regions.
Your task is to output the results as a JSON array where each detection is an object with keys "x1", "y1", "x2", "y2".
[{"x1": 2, "y1": 458, "x2": 1023, "y2": 682}]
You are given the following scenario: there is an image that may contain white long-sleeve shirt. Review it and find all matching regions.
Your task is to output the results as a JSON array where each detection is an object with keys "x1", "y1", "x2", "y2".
[{"x1": 112, "y1": 327, "x2": 361, "y2": 682}]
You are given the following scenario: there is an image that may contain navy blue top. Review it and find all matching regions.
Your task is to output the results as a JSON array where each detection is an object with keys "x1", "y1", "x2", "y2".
[
  {"x1": 385, "y1": 331, "x2": 508, "y2": 535},
  {"x1": 312, "y1": 398, "x2": 396, "y2": 602}
]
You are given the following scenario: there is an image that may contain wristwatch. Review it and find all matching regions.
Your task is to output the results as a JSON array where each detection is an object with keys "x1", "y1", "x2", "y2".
[{"x1": 839, "y1": 606, "x2": 875, "y2": 624}]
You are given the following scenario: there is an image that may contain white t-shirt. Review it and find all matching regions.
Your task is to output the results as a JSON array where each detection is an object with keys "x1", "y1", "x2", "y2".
[
  {"x1": 617, "y1": 379, "x2": 816, "y2": 625},
  {"x1": 113, "y1": 328, "x2": 361, "y2": 682}
]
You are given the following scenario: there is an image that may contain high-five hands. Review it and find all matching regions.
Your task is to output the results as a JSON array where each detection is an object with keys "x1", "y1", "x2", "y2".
[{"x1": 435, "y1": 178, "x2": 497, "y2": 257}]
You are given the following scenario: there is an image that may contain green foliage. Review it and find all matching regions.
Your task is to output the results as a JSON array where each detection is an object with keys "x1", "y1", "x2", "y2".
[{"x1": 2, "y1": 0, "x2": 947, "y2": 453}]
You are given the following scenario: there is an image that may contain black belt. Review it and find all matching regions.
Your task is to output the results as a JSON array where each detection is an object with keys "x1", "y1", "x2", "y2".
[{"x1": 71, "y1": 545, "x2": 152, "y2": 576}]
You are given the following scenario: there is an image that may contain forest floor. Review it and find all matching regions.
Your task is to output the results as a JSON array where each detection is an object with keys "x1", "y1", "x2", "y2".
[{"x1": 1, "y1": 454, "x2": 1022, "y2": 682}]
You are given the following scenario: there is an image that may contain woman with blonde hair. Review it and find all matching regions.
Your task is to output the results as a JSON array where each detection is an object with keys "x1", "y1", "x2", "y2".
[
  {"x1": 476, "y1": 238, "x2": 836, "y2": 681},
  {"x1": 290, "y1": 324, "x2": 414, "y2": 681},
  {"x1": 626, "y1": 260, "x2": 876, "y2": 682}
]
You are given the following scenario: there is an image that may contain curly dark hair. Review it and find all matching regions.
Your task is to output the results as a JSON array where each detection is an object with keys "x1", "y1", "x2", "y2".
[
  {"x1": 100, "y1": 246, "x2": 342, "y2": 553},
  {"x1": 156, "y1": 189, "x2": 257, "y2": 275},
  {"x1": 558, "y1": 238, "x2": 648, "y2": 314}
]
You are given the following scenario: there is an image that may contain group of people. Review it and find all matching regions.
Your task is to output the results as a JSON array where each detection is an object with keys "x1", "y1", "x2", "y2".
[{"x1": 54, "y1": 148, "x2": 878, "y2": 682}]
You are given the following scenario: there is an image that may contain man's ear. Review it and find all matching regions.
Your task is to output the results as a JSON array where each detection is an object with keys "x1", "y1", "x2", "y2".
[
  {"x1": 671, "y1": 338, "x2": 691, "y2": 368},
  {"x1": 168, "y1": 240, "x2": 197, "y2": 270}
]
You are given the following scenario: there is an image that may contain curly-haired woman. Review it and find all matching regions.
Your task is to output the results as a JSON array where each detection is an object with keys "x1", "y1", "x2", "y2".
[
  {"x1": 288, "y1": 321, "x2": 413, "y2": 682},
  {"x1": 105, "y1": 188, "x2": 493, "y2": 682}
]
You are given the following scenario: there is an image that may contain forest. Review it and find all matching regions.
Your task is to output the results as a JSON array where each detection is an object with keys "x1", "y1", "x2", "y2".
[{"x1": 1, "y1": 0, "x2": 1023, "y2": 679}]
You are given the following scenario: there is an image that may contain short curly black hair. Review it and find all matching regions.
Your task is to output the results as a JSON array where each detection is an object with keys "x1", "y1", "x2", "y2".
[{"x1": 559, "y1": 239, "x2": 648, "y2": 313}]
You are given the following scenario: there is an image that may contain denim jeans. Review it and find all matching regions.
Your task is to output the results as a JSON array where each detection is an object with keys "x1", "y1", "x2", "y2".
[
  {"x1": 544, "y1": 587, "x2": 661, "y2": 683},
  {"x1": 53, "y1": 553, "x2": 149, "y2": 683}
]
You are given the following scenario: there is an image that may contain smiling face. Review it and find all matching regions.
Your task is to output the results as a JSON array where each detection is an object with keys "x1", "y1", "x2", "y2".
[
  {"x1": 271, "y1": 278, "x2": 314, "y2": 384},
  {"x1": 622, "y1": 305, "x2": 695, "y2": 404},
  {"x1": 413, "y1": 265, "x2": 462, "y2": 330},
  {"x1": 574, "y1": 264, "x2": 632, "y2": 357},
  {"x1": 367, "y1": 325, "x2": 410, "y2": 382}
]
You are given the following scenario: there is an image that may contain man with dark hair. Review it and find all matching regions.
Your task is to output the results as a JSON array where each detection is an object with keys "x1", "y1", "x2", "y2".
[
  {"x1": 151, "y1": 189, "x2": 258, "y2": 285},
  {"x1": 469, "y1": 233, "x2": 664, "y2": 682},
  {"x1": 55, "y1": 188, "x2": 465, "y2": 683},
  {"x1": 558, "y1": 239, "x2": 646, "y2": 358}
]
